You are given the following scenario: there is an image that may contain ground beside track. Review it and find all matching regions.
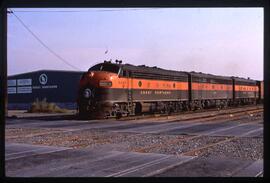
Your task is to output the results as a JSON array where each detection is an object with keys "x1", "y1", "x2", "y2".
[{"x1": 5, "y1": 105, "x2": 263, "y2": 177}]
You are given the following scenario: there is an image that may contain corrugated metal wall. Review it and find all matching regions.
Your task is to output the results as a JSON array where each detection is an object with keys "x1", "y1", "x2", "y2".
[{"x1": 7, "y1": 70, "x2": 84, "y2": 110}]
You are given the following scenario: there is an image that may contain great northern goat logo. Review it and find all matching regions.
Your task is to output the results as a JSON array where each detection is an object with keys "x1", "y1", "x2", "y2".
[{"x1": 39, "y1": 74, "x2": 48, "y2": 85}]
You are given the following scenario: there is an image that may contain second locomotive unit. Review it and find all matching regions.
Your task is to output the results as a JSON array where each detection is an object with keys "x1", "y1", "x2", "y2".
[{"x1": 77, "y1": 60, "x2": 263, "y2": 118}]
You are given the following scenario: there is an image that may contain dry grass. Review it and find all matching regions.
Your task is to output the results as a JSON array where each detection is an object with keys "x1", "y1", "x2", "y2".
[{"x1": 28, "y1": 98, "x2": 68, "y2": 113}]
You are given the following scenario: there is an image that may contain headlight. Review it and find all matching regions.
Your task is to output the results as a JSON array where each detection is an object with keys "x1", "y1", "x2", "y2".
[
  {"x1": 99, "y1": 81, "x2": 112, "y2": 87},
  {"x1": 83, "y1": 88, "x2": 92, "y2": 98}
]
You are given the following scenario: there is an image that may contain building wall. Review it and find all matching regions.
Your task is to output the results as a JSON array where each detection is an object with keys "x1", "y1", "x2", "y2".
[{"x1": 8, "y1": 70, "x2": 84, "y2": 110}]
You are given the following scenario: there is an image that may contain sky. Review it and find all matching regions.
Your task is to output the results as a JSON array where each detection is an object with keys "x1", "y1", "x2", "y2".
[{"x1": 8, "y1": 8, "x2": 263, "y2": 80}]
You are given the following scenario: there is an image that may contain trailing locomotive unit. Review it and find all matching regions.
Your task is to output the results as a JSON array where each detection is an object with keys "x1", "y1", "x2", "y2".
[
  {"x1": 78, "y1": 60, "x2": 262, "y2": 118},
  {"x1": 188, "y1": 72, "x2": 233, "y2": 110},
  {"x1": 233, "y1": 77, "x2": 259, "y2": 105},
  {"x1": 257, "y1": 81, "x2": 264, "y2": 103}
]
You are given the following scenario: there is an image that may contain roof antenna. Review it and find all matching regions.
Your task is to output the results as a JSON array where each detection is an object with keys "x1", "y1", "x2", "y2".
[{"x1": 104, "y1": 45, "x2": 109, "y2": 54}]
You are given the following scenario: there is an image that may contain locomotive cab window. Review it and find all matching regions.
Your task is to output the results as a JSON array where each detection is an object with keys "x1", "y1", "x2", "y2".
[
  {"x1": 122, "y1": 70, "x2": 128, "y2": 77},
  {"x1": 88, "y1": 64, "x2": 120, "y2": 74},
  {"x1": 123, "y1": 70, "x2": 127, "y2": 77},
  {"x1": 117, "y1": 69, "x2": 128, "y2": 77}
]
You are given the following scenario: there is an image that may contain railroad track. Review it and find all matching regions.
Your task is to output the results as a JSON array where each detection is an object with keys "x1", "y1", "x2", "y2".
[
  {"x1": 131, "y1": 113, "x2": 262, "y2": 155},
  {"x1": 118, "y1": 105, "x2": 263, "y2": 123},
  {"x1": 181, "y1": 121, "x2": 263, "y2": 157},
  {"x1": 6, "y1": 105, "x2": 262, "y2": 142},
  {"x1": 8, "y1": 104, "x2": 263, "y2": 123}
]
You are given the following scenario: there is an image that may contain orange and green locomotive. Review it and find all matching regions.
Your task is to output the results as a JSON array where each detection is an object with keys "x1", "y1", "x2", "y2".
[{"x1": 77, "y1": 60, "x2": 263, "y2": 118}]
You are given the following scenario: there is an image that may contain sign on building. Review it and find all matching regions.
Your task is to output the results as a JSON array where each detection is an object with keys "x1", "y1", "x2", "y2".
[
  {"x1": 8, "y1": 87, "x2": 16, "y2": 94},
  {"x1": 8, "y1": 79, "x2": 16, "y2": 87},
  {"x1": 17, "y1": 79, "x2": 32, "y2": 86},
  {"x1": 17, "y1": 86, "x2": 32, "y2": 94}
]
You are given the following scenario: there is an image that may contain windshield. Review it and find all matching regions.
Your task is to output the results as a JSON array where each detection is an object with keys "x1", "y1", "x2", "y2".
[{"x1": 88, "y1": 63, "x2": 120, "y2": 74}]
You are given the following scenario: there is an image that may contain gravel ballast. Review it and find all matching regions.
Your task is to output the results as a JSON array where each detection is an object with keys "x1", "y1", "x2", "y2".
[{"x1": 5, "y1": 127, "x2": 263, "y2": 161}]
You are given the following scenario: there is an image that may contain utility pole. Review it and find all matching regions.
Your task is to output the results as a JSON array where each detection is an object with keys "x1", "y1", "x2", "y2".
[{"x1": 0, "y1": 7, "x2": 7, "y2": 178}]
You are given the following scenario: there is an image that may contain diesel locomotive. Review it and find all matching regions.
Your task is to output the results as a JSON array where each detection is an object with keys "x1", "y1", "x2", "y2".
[{"x1": 77, "y1": 60, "x2": 263, "y2": 118}]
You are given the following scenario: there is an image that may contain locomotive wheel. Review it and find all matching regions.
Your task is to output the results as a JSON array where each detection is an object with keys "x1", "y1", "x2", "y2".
[
  {"x1": 116, "y1": 112, "x2": 122, "y2": 119},
  {"x1": 190, "y1": 103, "x2": 196, "y2": 111},
  {"x1": 222, "y1": 101, "x2": 228, "y2": 109},
  {"x1": 135, "y1": 103, "x2": 142, "y2": 115},
  {"x1": 201, "y1": 101, "x2": 205, "y2": 109}
]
